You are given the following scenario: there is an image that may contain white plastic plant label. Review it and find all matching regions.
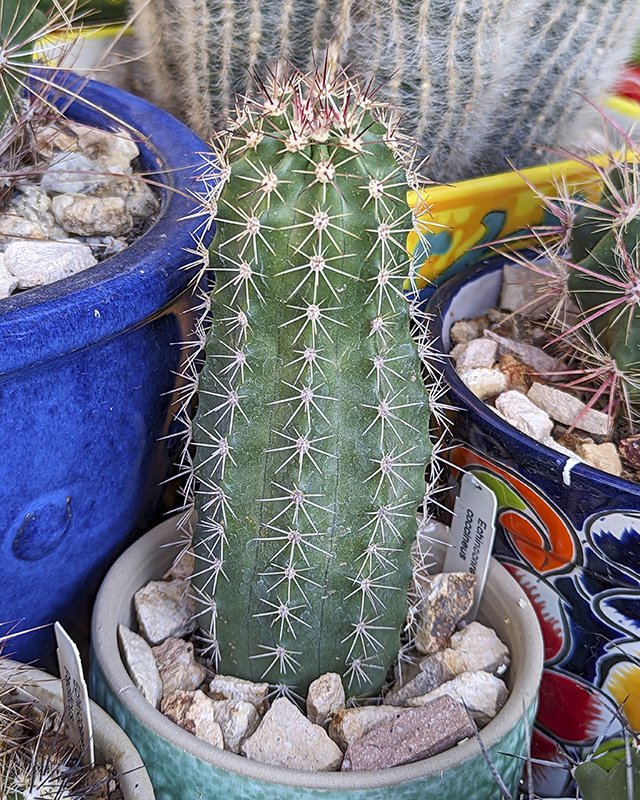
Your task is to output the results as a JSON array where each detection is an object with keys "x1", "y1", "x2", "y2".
[
  {"x1": 55, "y1": 622, "x2": 95, "y2": 766},
  {"x1": 443, "y1": 471, "x2": 498, "y2": 620}
]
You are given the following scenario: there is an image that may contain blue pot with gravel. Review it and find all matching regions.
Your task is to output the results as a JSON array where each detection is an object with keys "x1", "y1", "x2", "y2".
[{"x1": 0, "y1": 73, "x2": 214, "y2": 665}]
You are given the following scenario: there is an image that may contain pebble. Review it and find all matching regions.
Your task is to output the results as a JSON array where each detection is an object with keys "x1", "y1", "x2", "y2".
[
  {"x1": 328, "y1": 706, "x2": 408, "y2": 751},
  {"x1": 0, "y1": 257, "x2": 18, "y2": 298},
  {"x1": 414, "y1": 572, "x2": 476, "y2": 655},
  {"x1": 498, "y1": 354, "x2": 531, "y2": 392},
  {"x1": 578, "y1": 442, "x2": 623, "y2": 477},
  {"x1": 107, "y1": 177, "x2": 159, "y2": 219},
  {"x1": 41, "y1": 151, "x2": 106, "y2": 195},
  {"x1": 306, "y1": 673, "x2": 345, "y2": 727},
  {"x1": 484, "y1": 330, "x2": 564, "y2": 377},
  {"x1": 134, "y1": 579, "x2": 196, "y2": 646},
  {"x1": 242, "y1": 697, "x2": 343, "y2": 771},
  {"x1": 9, "y1": 186, "x2": 56, "y2": 229},
  {"x1": 458, "y1": 367, "x2": 507, "y2": 400},
  {"x1": 118, "y1": 625, "x2": 162, "y2": 708},
  {"x1": 210, "y1": 699, "x2": 260, "y2": 753},
  {"x1": 383, "y1": 648, "x2": 466, "y2": 705},
  {"x1": 406, "y1": 670, "x2": 509, "y2": 726},
  {"x1": 152, "y1": 637, "x2": 206, "y2": 695},
  {"x1": 0, "y1": 213, "x2": 52, "y2": 244},
  {"x1": 494, "y1": 390, "x2": 554, "y2": 441},
  {"x1": 455, "y1": 338, "x2": 497, "y2": 370},
  {"x1": 160, "y1": 690, "x2": 224, "y2": 749},
  {"x1": 527, "y1": 382, "x2": 610, "y2": 437},
  {"x1": 619, "y1": 435, "x2": 640, "y2": 470},
  {"x1": 341, "y1": 695, "x2": 475, "y2": 771},
  {"x1": 162, "y1": 548, "x2": 195, "y2": 582},
  {"x1": 450, "y1": 318, "x2": 486, "y2": 345},
  {"x1": 69, "y1": 123, "x2": 139, "y2": 172},
  {"x1": 450, "y1": 622, "x2": 510, "y2": 675},
  {"x1": 52, "y1": 194, "x2": 133, "y2": 237},
  {"x1": 4, "y1": 240, "x2": 97, "y2": 289},
  {"x1": 208, "y1": 675, "x2": 270, "y2": 715}
]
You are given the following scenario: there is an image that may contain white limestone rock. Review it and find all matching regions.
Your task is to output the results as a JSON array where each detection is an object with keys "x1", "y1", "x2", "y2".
[
  {"x1": 458, "y1": 367, "x2": 507, "y2": 400},
  {"x1": 306, "y1": 673, "x2": 345, "y2": 727},
  {"x1": 242, "y1": 697, "x2": 343, "y2": 771},
  {"x1": 527, "y1": 382, "x2": 610, "y2": 437},
  {"x1": 208, "y1": 674, "x2": 270, "y2": 715},
  {"x1": 118, "y1": 624, "x2": 162, "y2": 708},
  {"x1": 134, "y1": 579, "x2": 195, "y2": 645},
  {"x1": 4, "y1": 240, "x2": 97, "y2": 289},
  {"x1": 68, "y1": 122, "x2": 139, "y2": 172},
  {"x1": 406, "y1": 670, "x2": 509, "y2": 726},
  {"x1": 328, "y1": 706, "x2": 409, "y2": 750},
  {"x1": 494, "y1": 390, "x2": 554, "y2": 441},
  {"x1": 52, "y1": 194, "x2": 133, "y2": 237},
  {"x1": 160, "y1": 690, "x2": 223, "y2": 749},
  {"x1": 41, "y1": 152, "x2": 106, "y2": 195},
  {"x1": 210, "y1": 699, "x2": 260, "y2": 753},
  {"x1": 450, "y1": 622, "x2": 510, "y2": 675},
  {"x1": 0, "y1": 256, "x2": 17, "y2": 298},
  {"x1": 455, "y1": 338, "x2": 498, "y2": 370},
  {"x1": 152, "y1": 637, "x2": 206, "y2": 695}
]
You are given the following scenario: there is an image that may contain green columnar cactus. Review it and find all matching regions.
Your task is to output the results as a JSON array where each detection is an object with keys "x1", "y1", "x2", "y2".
[
  {"x1": 189, "y1": 69, "x2": 432, "y2": 696},
  {"x1": 129, "y1": 0, "x2": 640, "y2": 183}
]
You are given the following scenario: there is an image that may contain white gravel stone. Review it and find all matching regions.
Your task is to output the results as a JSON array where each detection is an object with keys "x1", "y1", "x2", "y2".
[
  {"x1": 494, "y1": 390, "x2": 554, "y2": 441},
  {"x1": 160, "y1": 690, "x2": 224, "y2": 749},
  {"x1": 4, "y1": 240, "x2": 97, "y2": 289},
  {"x1": 9, "y1": 186, "x2": 55, "y2": 228},
  {"x1": 307, "y1": 673, "x2": 345, "y2": 727},
  {"x1": 41, "y1": 152, "x2": 105, "y2": 194},
  {"x1": 242, "y1": 697, "x2": 343, "y2": 771},
  {"x1": 500, "y1": 263, "x2": 551, "y2": 317},
  {"x1": 208, "y1": 675, "x2": 270, "y2": 714},
  {"x1": 0, "y1": 256, "x2": 17, "y2": 298},
  {"x1": 107, "y1": 177, "x2": 159, "y2": 219},
  {"x1": 406, "y1": 670, "x2": 509, "y2": 725},
  {"x1": 134, "y1": 579, "x2": 196, "y2": 646},
  {"x1": 69, "y1": 122, "x2": 139, "y2": 172},
  {"x1": 451, "y1": 319, "x2": 485, "y2": 345},
  {"x1": 328, "y1": 706, "x2": 408, "y2": 750},
  {"x1": 0, "y1": 213, "x2": 51, "y2": 244},
  {"x1": 484, "y1": 330, "x2": 564, "y2": 377},
  {"x1": 450, "y1": 622, "x2": 510, "y2": 675},
  {"x1": 209, "y1": 699, "x2": 260, "y2": 753},
  {"x1": 152, "y1": 637, "x2": 206, "y2": 696},
  {"x1": 162, "y1": 548, "x2": 195, "y2": 582},
  {"x1": 456, "y1": 338, "x2": 498, "y2": 370},
  {"x1": 527, "y1": 382, "x2": 610, "y2": 437},
  {"x1": 459, "y1": 367, "x2": 507, "y2": 400},
  {"x1": 118, "y1": 625, "x2": 162, "y2": 708},
  {"x1": 578, "y1": 442, "x2": 623, "y2": 476},
  {"x1": 52, "y1": 194, "x2": 133, "y2": 237}
]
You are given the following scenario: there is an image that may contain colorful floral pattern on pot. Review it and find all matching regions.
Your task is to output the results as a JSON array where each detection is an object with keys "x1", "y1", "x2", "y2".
[{"x1": 426, "y1": 259, "x2": 640, "y2": 798}]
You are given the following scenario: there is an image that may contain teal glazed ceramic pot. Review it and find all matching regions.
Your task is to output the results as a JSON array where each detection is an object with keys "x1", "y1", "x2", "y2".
[
  {"x1": 0, "y1": 72, "x2": 214, "y2": 666},
  {"x1": 425, "y1": 259, "x2": 640, "y2": 797},
  {"x1": 90, "y1": 515, "x2": 543, "y2": 800}
]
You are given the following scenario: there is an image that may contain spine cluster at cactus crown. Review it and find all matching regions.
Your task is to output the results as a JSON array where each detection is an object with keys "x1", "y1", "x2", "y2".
[{"x1": 176, "y1": 69, "x2": 446, "y2": 698}]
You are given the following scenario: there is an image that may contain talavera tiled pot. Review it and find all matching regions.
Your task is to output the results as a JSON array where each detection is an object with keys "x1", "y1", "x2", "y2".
[
  {"x1": 89, "y1": 515, "x2": 543, "y2": 800},
  {"x1": 0, "y1": 73, "x2": 213, "y2": 666},
  {"x1": 426, "y1": 260, "x2": 640, "y2": 797}
]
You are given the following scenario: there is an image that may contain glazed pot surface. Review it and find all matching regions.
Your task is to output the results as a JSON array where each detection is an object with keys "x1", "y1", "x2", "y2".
[
  {"x1": 0, "y1": 73, "x2": 214, "y2": 665},
  {"x1": 90, "y1": 515, "x2": 543, "y2": 800},
  {"x1": 426, "y1": 259, "x2": 640, "y2": 797}
]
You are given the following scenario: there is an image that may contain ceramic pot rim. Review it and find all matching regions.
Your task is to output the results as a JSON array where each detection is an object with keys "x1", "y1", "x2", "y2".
[
  {"x1": 0, "y1": 71, "x2": 213, "y2": 374},
  {"x1": 0, "y1": 657, "x2": 155, "y2": 799},
  {"x1": 91, "y1": 515, "x2": 543, "y2": 792},
  {"x1": 425, "y1": 258, "x2": 640, "y2": 495}
]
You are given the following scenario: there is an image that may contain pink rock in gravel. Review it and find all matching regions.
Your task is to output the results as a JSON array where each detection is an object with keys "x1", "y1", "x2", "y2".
[{"x1": 527, "y1": 382, "x2": 610, "y2": 437}]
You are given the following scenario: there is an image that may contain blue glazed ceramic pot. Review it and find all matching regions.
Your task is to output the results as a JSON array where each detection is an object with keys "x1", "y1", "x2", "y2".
[
  {"x1": 0, "y1": 74, "x2": 214, "y2": 666},
  {"x1": 426, "y1": 260, "x2": 640, "y2": 797},
  {"x1": 89, "y1": 515, "x2": 542, "y2": 800}
]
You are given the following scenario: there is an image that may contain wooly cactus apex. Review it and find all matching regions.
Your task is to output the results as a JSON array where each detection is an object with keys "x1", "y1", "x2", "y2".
[
  {"x1": 185, "y1": 68, "x2": 440, "y2": 697},
  {"x1": 129, "y1": 0, "x2": 640, "y2": 183}
]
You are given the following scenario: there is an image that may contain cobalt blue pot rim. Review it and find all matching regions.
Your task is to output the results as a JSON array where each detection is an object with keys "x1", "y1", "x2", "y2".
[
  {"x1": 425, "y1": 258, "x2": 640, "y2": 496},
  {"x1": 0, "y1": 71, "x2": 214, "y2": 374}
]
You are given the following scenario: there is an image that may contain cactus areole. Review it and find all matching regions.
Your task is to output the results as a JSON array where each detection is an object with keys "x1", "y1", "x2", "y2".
[{"x1": 190, "y1": 70, "x2": 432, "y2": 697}]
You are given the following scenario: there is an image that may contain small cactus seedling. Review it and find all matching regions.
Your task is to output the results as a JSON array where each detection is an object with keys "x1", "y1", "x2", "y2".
[{"x1": 188, "y1": 68, "x2": 436, "y2": 697}]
